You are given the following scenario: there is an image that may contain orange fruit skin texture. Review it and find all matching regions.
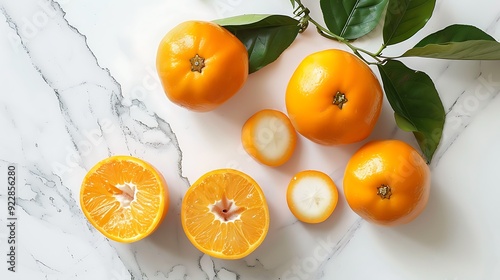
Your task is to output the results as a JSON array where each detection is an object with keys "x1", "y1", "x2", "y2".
[
  {"x1": 156, "y1": 21, "x2": 248, "y2": 112},
  {"x1": 343, "y1": 140, "x2": 431, "y2": 226},
  {"x1": 241, "y1": 109, "x2": 297, "y2": 167},
  {"x1": 181, "y1": 169, "x2": 270, "y2": 260},
  {"x1": 285, "y1": 49, "x2": 383, "y2": 145},
  {"x1": 80, "y1": 156, "x2": 169, "y2": 243}
]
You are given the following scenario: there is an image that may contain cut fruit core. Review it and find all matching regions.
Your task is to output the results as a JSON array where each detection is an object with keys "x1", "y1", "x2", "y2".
[
  {"x1": 209, "y1": 196, "x2": 245, "y2": 222},
  {"x1": 113, "y1": 182, "x2": 137, "y2": 208}
]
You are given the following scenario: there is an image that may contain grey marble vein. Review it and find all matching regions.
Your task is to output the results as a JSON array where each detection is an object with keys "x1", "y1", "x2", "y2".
[
  {"x1": 431, "y1": 68, "x2": 500, "y2": 168},
  {"x1": 0, "y1": 0, "x2": 191, "y2": 278}
]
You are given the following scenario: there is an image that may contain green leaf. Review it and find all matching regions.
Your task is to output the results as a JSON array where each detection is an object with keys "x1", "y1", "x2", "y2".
[
  {"x1": 383, "y1": 0, "x2": 436, "y2": 46},
  {"x1": 403, "y1": 40, "x2": 500, "y2": 60},
  {"x1": 378, "y1": 60, "x2": 445, "y2": 163},
  {"x1": 402, "y1": 24, "x2": 500, "y2": 59},
  {"x1": 214, "y1": 14, "x2": 301, "y2": 73},
  {"x1": 214, "y1": 14, "x2": 279, "y2": 26},
  {"x1": 413, "y1": 24, "x2": 495, "y2": 46},
  {"x1": 394, "y1": 112, "x2": 417, "y2": 132},
  {"x1": 320, "y1": 0, "x2": 388, "y2": 40}
]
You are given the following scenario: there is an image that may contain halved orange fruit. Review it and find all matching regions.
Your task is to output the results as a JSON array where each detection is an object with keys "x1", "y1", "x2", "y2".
[
  {"x1": 80, "y1": 156, "x2": 169, "y2": 243},
  {"x1": 181, "y1": 169, "x2": 270, "y2": 259}
]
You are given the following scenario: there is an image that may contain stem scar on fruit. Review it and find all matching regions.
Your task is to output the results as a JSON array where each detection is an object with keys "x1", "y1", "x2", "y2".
[
  {"x1": 333, "y1": 91, "x2": 348, "y2": 109},
  {"x1": 377, "y1": 185, "x2": 392, "y2": 199},
  {"x1": 190, "y1": 54, "x2": 205, "y2": 73}
]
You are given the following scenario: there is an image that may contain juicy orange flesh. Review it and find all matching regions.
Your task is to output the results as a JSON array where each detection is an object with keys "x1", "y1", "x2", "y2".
[
  {"x1": 81, "y1": 160, "x2": 162, "y2": 240},
  {"x1": 183, "y1": 173, "x2": 267, "y2": 256}
]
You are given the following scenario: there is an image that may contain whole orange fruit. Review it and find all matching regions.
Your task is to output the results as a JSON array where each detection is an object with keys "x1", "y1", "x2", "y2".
[
  {"x1": 285, "y1": 49, "x2": 383, "y2": 145},
  {"x1": 181, "y1": 169, "x2": 269, "y2": 259},
  {"x1": 343, "y1": 140, "x2": 430, "y2": 226},
  {"x1": 156, "y1": 21, "x2": 248, "y2": 112}
]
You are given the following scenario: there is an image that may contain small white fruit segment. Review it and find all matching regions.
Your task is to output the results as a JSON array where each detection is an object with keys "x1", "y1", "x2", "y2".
[
  {"x1": 241, "y1": 109, "x2": 297, "y2": 167},
  {"x1": 287, "y1": 170, "x2": 338, "y2": 223}
]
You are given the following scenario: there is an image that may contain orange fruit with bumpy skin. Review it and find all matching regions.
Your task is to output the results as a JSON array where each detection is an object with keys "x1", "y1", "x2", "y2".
[
  {"x1": 241, "y1": 109, "x2": 297, "y2": 167},
  {"x1": 287, "y1": 170, "x2": 338, "y2": 223},
  {"x1": 80, "y1": 156, "x2": 169, "y2": 243},
  {"x1": 181, "y1": 169, "x2": 269, "y2": 259},
  {"x1": 343, "y1": 140, "x2": 431, "y2": 226},
  {"x1": 156, "y1": 20, "x2": 248, "y2": 112},
  {"x1": 285, "y1": 49, "x2": 383, "y2": 145}
]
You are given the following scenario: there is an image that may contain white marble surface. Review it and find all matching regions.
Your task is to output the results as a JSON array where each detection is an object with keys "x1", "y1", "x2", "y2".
[{"x1": 1, "y1": 0, "x2": 500, "y2": 279}]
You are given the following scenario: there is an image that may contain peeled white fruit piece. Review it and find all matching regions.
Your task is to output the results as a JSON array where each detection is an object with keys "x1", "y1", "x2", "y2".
[
  {"x1": 286, "y1": 170, "x2": 338, "y2": 223},
  {"x1": 241, "y1": 109, "x2": 297, "y2": 167}
]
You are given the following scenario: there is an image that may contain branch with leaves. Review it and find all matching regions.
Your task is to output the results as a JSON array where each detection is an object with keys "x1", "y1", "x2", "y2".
[{"x1": 214, "y1": 0, "x2": 500, "y2": 163}]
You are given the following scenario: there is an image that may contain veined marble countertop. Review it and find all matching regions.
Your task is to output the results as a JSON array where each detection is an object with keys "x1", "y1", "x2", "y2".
[{"x1": 1, "y1": 0, "x2": 500, "y2": 279}]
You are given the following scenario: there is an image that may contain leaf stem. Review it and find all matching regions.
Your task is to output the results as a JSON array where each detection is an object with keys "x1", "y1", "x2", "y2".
[
  {"x1": 375, "y1": 44, "x2": 387, "y2": 56},
  {"x1": 292, "y1": 0, "x2": 388, "y2": 65}
]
